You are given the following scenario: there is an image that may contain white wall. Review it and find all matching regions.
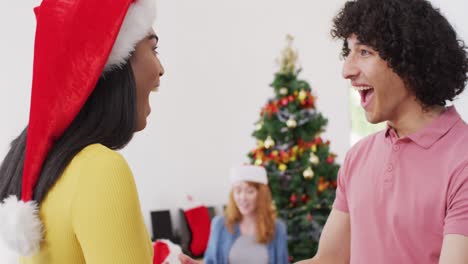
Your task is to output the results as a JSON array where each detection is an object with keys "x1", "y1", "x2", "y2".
[
  {"x1": 128, "y1": 0, "x2": 351, "y2": 232},
  {"x1": 0, "y1": 0, "x2": 467, "y2": 243}
]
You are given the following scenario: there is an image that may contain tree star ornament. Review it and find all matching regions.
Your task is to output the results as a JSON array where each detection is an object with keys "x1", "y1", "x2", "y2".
[{"x1": 278, "y1": 34, "x2": 299, "y2": 74}]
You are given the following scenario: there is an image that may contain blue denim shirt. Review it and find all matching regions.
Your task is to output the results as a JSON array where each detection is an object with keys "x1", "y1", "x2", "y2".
[{"x1": 203, "y1": 216, "x2": 289, "y2": 264}]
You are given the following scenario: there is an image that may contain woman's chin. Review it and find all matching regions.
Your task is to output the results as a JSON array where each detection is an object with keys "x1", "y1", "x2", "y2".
[{"x1": 239, "y1": 208, "x2": 254, "y2": 216}]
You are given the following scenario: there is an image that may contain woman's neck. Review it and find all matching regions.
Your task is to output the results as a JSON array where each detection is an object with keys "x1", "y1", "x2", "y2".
[{"x1": 239, "y1": 214, "x2": 256, "y2": 236}]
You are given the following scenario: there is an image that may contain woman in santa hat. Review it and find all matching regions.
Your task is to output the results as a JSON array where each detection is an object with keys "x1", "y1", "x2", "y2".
[
  {"x1": 180, "y1": 165, "x2": 289, "y2": 264},
  {"x1": 0, "y1": 0, "x2": 163, "y2": 263}
]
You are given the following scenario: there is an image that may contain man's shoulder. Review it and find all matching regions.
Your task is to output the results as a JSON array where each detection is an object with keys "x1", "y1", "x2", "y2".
[
  {"x1": 347, "y1": 129, "x2": 386, "y2": 157},
  {"x1": 449, "y1": 119, "x2": 468, "y2": 146}
]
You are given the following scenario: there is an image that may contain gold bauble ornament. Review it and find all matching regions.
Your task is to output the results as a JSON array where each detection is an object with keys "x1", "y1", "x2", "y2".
[
  {"x1": 278, "y1": 163, "x2": 287, "y2": 172},
  {"x1": 257, "y1": 140, "x2": 265, "y2": 148},
  {"x1": 298, "y1": 90, "x2": 307, "y2": 101},
  {"x1": 255, "y1": 122, "x2": 263, "y2": 131},
  {"x1": 309, "y1": 153, "x2": 319, "y2": 165},
  {"x1": 311, "y1": 144, "x2": 317, "y2": 153},
  {"x1": 286, "y1": 118, "x2": 297, "y2": 128},
  {"x1": 303, "y1": 167, "x2": 314, "y2": 179},
  {"x1": 279, "y1": 87, "x2": 288, "y2": 95},
  {"x1": 292, "y1": 146, "x2": 299, "y2": 154},
  {"x1": 254, "y1": 159, "x2": 263, "y2": 166},
  {"x1": 264, "y1": 136, "x2": 275, "y2": 149}
]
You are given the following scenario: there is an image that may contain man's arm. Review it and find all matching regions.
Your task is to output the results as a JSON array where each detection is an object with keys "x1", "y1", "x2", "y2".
[
  {"x1": 295, "y1": 209, "x2": 350, "y2": 264},
  {"x1": 439, "y1": 234, "x2": 468, "y2": 264}
]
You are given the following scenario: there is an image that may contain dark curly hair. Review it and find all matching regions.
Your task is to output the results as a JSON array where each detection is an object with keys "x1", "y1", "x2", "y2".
[{"x1": 331, "y1": 0, "x2": 468, "y2": 107}]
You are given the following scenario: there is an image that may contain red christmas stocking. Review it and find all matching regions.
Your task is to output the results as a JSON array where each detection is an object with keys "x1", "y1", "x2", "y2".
[{"x1": 184, "y1": 206, "x2": 211, "y2": 256}]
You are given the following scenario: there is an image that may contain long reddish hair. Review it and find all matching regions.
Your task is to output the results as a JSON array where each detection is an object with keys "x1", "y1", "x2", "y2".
[{"x1": 225, "y1": 181, "x2": 277, "y2": 243}]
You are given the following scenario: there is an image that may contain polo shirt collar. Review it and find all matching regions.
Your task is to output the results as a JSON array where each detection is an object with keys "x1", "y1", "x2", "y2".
[{"x1": 385, "y1": 106, "x2": 461, "y2": 149}]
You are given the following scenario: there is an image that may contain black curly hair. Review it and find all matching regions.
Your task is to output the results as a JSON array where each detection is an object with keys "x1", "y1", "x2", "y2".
[{"x1": 331, "y1": 0, "x2": 468, "y2": 107}]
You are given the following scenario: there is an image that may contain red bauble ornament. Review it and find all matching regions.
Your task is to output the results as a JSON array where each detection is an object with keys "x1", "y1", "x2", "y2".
[
  {"x1": 315, "y1": 137, "x2": 323, "y2": 145},
  {"x1": 288, "y1": 95, "x2": 295, "y2": 102},
  {"x1": 332, "y1": 180, "x2": 338, "y2": 188},
  {"x1": 326, "y1": 156, "x2": 335, "y2": 164},
  {"x1": 290, "y1": 194, "x2": 297, "y2": 203},
  {"x1": 280, "y1": 98, "x2": 289, "y2": 106}
]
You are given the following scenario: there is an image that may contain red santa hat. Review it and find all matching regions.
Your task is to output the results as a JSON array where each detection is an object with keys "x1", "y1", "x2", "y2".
[
  {"x1": 0, "y1": 0, "x2": 156, "y2": 257},
  {"x1": 153, "y1": 239, "x2": 182, "y2": 264}
]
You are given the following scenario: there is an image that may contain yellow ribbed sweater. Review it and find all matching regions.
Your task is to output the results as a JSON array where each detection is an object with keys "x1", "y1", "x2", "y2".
[{"x1": 20, "y1": 144, "x2": 153, "y2": 264}]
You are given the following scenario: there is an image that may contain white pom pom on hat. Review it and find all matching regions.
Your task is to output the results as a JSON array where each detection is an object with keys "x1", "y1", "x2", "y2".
[{"x1": 230, "y1": 165, "x2": 268, "y2": 185}]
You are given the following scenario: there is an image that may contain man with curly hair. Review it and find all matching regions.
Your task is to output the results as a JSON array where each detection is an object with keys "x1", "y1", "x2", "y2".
[{"x1": 297, "y1": 0, "x2": 468, "y2": 263}]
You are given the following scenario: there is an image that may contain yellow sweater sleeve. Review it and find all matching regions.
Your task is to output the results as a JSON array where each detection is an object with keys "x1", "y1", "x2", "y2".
[{"x1": 71, "y1": 145, "x2": 153, "y2": 264}]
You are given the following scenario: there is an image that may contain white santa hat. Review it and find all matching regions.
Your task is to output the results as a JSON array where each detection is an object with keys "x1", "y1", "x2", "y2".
[
  {"x1": 0, "y1": 0, "x2": 156, "y2": 257},
  {"x1": 229, "y1": 165, "x2": 268, "y2": 185}
]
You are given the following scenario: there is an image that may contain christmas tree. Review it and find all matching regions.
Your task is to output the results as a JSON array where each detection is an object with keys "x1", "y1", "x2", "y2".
[{"x1": 248, "y1": 36, "x2": 340, "y2": 262}]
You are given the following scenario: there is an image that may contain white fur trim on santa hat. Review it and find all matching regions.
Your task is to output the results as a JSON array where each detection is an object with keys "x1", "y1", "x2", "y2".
[
  {"x1": 0, "y1": 195, "x2": 42, "y2": 257},
  {"x1": 104, "y1": 0, "x2": 157, "y2": 72},
  {"x1": 160, "y1": 239, "x2": 182, "y2": 264},
  {"x1": 230, "y1": 165, "x2": 268, "y2": 185}
]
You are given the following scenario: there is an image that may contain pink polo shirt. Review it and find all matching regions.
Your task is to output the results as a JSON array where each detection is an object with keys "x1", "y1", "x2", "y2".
[{"x1": 334, "y1": 106, "x2": 468, "y2": 263}]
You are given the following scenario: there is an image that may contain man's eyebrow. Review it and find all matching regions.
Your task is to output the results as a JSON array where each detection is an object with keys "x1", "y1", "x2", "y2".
[{"x1": 148, "y1": 34, "x2": 159, "y2": 42}]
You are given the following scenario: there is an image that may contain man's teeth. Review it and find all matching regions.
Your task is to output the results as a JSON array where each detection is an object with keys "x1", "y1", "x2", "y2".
[{"x1": 353, "y1": 86, "x2": 373, "y2": 91}]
